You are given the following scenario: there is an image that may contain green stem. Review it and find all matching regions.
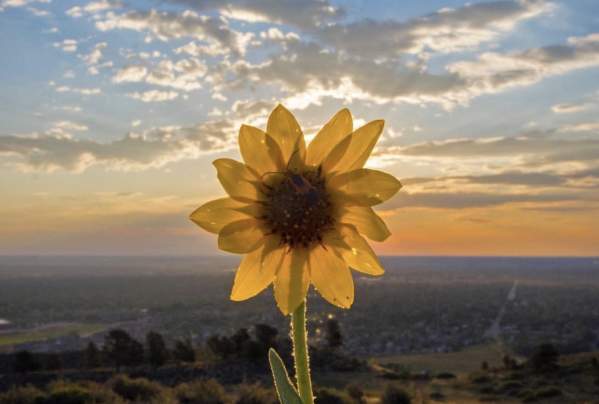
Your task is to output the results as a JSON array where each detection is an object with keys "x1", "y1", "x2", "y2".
[{"x1": 291, "y1": 300, "x2": 314, "y2": 404}]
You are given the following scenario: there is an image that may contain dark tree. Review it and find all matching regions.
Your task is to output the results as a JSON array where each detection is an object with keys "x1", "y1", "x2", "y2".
[
  {"x1": 104, "y1": 329, "x2": 144, "y2": 371},
  {"x1": 173, "y1": 338, "x2": 196, "y2": 363},
  {"x1": 530, "y1": 343, "x2": 559, "y2": 372},
  {"x1": 84, "y1": 341, "x2": 101, "y2": 369},
  {"x1": 231, "y1": 328, "x2": 251, "y2": 356},
  {"x1": 325, "y1": 319, "x2": 343, "y2": 349},
  {"x1": 207, "y1": 335, "x2": 235, "y2": 359},
  {"x1": 254, "y1": 324, "x2": 278, "y2": 350},
  {"x1": 13, "y1": 350, "x2": 41, "y2": 373},
  {"x1": 146, "y1": 331, "x2": 169, "y2": 368},
  {"x1": 44, "y1": 353, "x2": 63, "y2": 371}
]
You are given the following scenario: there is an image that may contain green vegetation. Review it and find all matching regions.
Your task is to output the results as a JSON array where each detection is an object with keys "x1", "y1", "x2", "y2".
[
  {"x1": 0, "y1": 323, "x2": 105, "y2": 347},
  {"x1": 376, "y1": 342, "x2": 510, "y2": 374},
  {"x1": 175, "y1": 379, "x2": 229, "y2": 404},
  {"x1": 111, "y1": 375, "x2": 165, "y2": 402},
  {"x1": 0, "y1": 381, "x2": 124, "y2": 404}
]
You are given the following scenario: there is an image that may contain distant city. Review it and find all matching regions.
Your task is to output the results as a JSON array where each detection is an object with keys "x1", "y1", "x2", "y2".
[{"x1": 1, "y1": 256, "x2": 598, "y2": 357}]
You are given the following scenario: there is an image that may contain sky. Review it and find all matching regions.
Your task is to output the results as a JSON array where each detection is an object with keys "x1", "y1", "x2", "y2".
[{"x1": 1, "y1": 0, "x2": 598, "y2": 256}]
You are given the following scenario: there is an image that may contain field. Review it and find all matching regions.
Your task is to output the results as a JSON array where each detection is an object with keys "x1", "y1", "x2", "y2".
[
  {"x1": 373, "y1": 342, "x2": 513, "y2": 373},
  {"x1": 0, "y1": 323, "x2": 105, "y2": 348}
]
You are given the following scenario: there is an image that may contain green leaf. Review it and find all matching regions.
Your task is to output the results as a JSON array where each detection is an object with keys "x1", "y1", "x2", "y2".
[{"x1": 268, "y1": 348, "x2": 303, "y2": 404}]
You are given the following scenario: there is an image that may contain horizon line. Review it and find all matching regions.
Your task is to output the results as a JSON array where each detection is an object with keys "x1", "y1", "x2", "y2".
[{"x1": 1, "y1": 254, "x2": 598, "y2": 259}]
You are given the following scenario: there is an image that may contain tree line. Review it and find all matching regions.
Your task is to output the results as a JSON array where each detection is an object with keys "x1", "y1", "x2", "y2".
[{"x1": 8, "y1": 319, "x2": 345, "y2": 374}]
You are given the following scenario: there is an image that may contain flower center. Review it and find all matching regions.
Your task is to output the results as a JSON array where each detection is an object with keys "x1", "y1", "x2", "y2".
[{"x1": 262, "y1": 168, "x2": 334, "y2": 248}]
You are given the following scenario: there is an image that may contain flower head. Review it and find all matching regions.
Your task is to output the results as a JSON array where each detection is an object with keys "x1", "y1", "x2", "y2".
[{"x1": 191, "y1": 105, "x2": 401, "y2": 314}]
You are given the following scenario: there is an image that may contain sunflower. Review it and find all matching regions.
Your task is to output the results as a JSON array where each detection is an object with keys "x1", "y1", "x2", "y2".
[{"x1": 190, "y1": 105, "x2": 401, "y2": 315}]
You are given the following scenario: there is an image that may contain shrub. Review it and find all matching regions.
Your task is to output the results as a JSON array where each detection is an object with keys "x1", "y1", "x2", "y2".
[
  {"x1": 435, "y1": 372, "x2": 456, "y2": 379},
  {"x1": 173, "y1": 338, "x2": 197, "y2": 363},
  {"x1": 110, "y1": 375, "x2": 164, "y2": 402},
  {"x1": 42, "y1": 382, "x2": 92, "y2": 404},
  {"x1": 529, "y1": 343, "x2": 559, "y2": 372},
  {"x1": 13, "y1": 350, "x2": 41, "y2": 373},
  {"x1": 477, "y1": 385, "x2": 495, "y2": 395},
  {"x1": 175, "y1": 379, "x2": 229, "y2": 404},
  {"x1": 498, "y1": 381, "x2": 524, "y2": 394},
  {"x1": 314, "y1": 387, "x2": 353, "y2": 404},
  {"x1": 0, "y1": 385, "x2": 45, "y2": 404},
  {"x1": 519, "y1": 389, "x2": 536, "y2": 402},
  {"x1": 534, "y1": 386, "x2": 562, "y2": 399},
  {"x1": 381, "y1": 385, "x2": 411, "y2": 404},
  {"x1": 468, "y1": 372, "x2": 491, "y2": 384},
  {"x1": 346, "y1": 383, "x2": 365, "y2": 403},
  {"x1": 75, "y1": 382, "x2": 124, "y2": 404},
  {"x1": 235, "y1": 383, "x2": 276, "y2": 404}
]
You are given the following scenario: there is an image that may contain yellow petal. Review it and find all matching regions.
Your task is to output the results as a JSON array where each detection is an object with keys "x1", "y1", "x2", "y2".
[
  {"x1": 266, "y1": 104, "x2": 305, "y2": 165},
  {"x1": 273, "y1": 248, "x2": 309, "y2": 315},
  {"x1": 306, "y1": 108, "x2": 352, "y2": 167},
  {"x1": 338, "y1": 206, "x2": 391, "y2": 241},
  {"x1": 190, "y1": 198, "x2": 259, "y2": 234},
  {"x1": 218, "y1": 219, "x2": 264, "y2": 254},
  {"x1": 213, "y1": 158, "x2": 264, "y2": 202},
  {"x1": 324, "y1": 225, "x2": 384, "y2": 276},
  {"x1": 308, "y1": 245, "x2": 354, "y2": 309},
  {"x1": 329, "y1": 168, "x2": 402, "y2": 205},
  {"x1": 239, "y1": 125, "x2": 285, "y2": 174},
  {"x1": 322, "y1": 120, "x2": 384, "y2": 174},
  {"x1": 230, "y1": 237, "x2": 284, "y2": 301}
]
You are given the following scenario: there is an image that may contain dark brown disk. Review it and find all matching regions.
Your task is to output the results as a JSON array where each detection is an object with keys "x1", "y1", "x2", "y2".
[{"x1": 261, "y1": 168, "x2": 334, "y2": 249}]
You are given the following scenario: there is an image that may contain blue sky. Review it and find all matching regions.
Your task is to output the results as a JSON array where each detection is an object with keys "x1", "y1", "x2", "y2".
[{"x1": 1, "y1": 0, "x2": 599, "y2": 255}]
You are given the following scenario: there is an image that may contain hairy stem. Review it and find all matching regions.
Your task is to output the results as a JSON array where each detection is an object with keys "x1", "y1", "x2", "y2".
[{"x1": 291, "y1": 300, "x2": 314, "y2": 404}]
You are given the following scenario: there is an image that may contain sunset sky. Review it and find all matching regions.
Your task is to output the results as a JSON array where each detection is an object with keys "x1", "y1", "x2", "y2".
[{"x1": 1, "y1": 0, "x2": 599, "y2": 256}]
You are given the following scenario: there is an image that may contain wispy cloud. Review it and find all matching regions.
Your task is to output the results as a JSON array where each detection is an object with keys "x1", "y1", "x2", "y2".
[
  {"x1": 127, "y1": 90, "x2": 179, "y2": 102},
  {"x1": 0, "y1": 120, "x2": 239, "y2": 172}
]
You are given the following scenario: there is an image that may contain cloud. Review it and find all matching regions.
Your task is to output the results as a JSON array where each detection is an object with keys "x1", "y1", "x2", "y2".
[
  {"x1": 551, "y1": 101, "x2": 592, "y2": 114},
  {"x1": 260, "y1": 27, "x2": 299, "y2": 42},
  {"x1": 53, "y1": 39, "x2": 78, "y2": 53},
  {"x1": 230, "y1": 31, "x2": 599, "y2": 109},
  {"x1": 113, "y1": 58, "x2": 207, "y2": 91},
  {"x1": 161, "y1": 0, "x2": 345, "y2": 30},
  {"x1": 112, "y1": 65, "x2": 148, "y2": 83},
  {"x1": 446, "y1": 33, "x2": 599, "y2": 100},
  {"x1": 0, "y1": 120, "x2": 238, "y2": 172},
  {"x1": 95, "y1": 9, "x2": 250, "y2": 56},
  {"x1": 55, "y1": 105, "x2": 82, "y2": 113},
  {"x1": 145, "y1": 58, "x2": 206, "y2": 91},
  {"x1": 0, "y1": 0, "x2": 49, "y2": 12},
  {"x1": 174, "y1": 41, "x2": 229, "y2": 57},
  {"x1": 559, "y1": 122, "x2": 599, "y2": 132},
  {"x1": 26, "y1": 6, "x2": 49, "y2": 16},
  {"x1": 383, "y1": 190, "x2": 577, "y2": 210},
  {"x1": 80, "y1": 42, "x2": 111, "y2": 75},
  {"x1": 81, "y1": 42, "x2": 107, "y2": 65},
  {"x1": 52, "y1": 121, "x2": 88, "y2": 132},
  {"x1": 54, "y1": 85, "x2": 102, "y2": 95},
  {"x1": 396, "y1": 134, "x2": 599, "y2": 165},
  {"x1": 229, "y1": 42, "x2": 466, "y2": 108},
  {"x1": 66, "y1": 0, "x2": 121, "y2": 18},
  {"x1": 318, "y1": 0, "x2": 552, "y2": 57},
  {"x1": 409, "y1": 171, "x2": 568, "y2": 188},
  {"x1": 127, "y1": 90, "x2": 179, "y2": 102}
]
